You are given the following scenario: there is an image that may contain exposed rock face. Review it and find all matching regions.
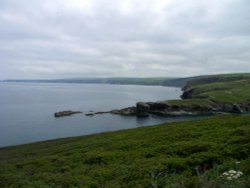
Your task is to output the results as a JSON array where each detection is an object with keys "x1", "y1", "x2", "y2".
[
  {"x1": 54, "y1": 111, "x2": 82, "y2": 117},
  {"x1": 136, "y1": 102, "x2": 150, "y2": 112},
  {"x1": 109, "y1": 100, "x2": 248, "y2": 117},
  {"x1": 232, "y1": 104, "x2": 244, "y2": 113},
  {"x1": 221, "y1": 104, "x2": 234, "y2": 112},
  {"x1": 136, "y1": 102, "x2": 150, "y2": 117},
  {"x1": 181, "y1": 88, "x2": 195, "y2": 99},
  {"x1": 217, "y1": 103, "x2": 244, "y2": 114},
  {"x1": 147, "y1": 102, "x2": 169, "y2": 110},
  {"x1": 110, "y1": 100, "x2": 223, "y2": 118},
  {"x1": 146, "y1": 102, "x2": 221, "y2": 117}
]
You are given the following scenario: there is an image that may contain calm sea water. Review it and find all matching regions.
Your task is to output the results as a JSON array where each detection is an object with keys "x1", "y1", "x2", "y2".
[{"x1": 0, "y1": 83, "x2": 183, "y2": 147}]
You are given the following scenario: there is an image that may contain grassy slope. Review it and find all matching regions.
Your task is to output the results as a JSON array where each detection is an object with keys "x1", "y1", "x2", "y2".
[
  {"x1": 0, "y1": 115, "x2": 250, "y2": 188},
  {"x1": 188, "y1": 80, "x2": 250, "y2": 103},
  {"x1": 166, "y1": 74, "x2": 250, "y2": 109}
]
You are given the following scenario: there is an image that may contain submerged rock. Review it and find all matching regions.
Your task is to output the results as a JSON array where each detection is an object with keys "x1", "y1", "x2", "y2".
[
  {"x1": 85, "y1": 113, "x2": 94, "y2": 116},
  {"x1": 54, "y1": 111, "x2": 82, "y2": 117}
]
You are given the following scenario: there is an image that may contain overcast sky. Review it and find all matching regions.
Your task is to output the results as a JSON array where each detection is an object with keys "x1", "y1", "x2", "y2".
[{"x1": 0, "y1": 0, "x2": 250, "y2": 79}]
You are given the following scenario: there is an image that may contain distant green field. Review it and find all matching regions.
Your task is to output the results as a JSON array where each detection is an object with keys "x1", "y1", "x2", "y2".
[{"x1": 1, "y1": 115, "x2": 249, "y2": 188}]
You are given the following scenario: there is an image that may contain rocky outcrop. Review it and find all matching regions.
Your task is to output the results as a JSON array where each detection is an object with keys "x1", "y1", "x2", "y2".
[
  {"x1": 216, "y1": 102, "x2": 246, "y2": 114},
  {"x1": 110, "y1": 99, "x2": 249, "y2": 118},
  {"x1": 147, "y1": 101, "x2": 221, "y2": 116},
  {"x1": 147, "y1": 102, "x2": 169, "y2": 110},
  {"x1": 136, "y1": 102, "x2": 150, "y2": 112},
  {"x1": 181, "y1": 88, "x2": 195, "y2": 99},
  {"x1": 85, "y1": 111, "x2": 110, "y2": 116},
  {"x1": 232, "y1": 104, "x2": 244, "y2": 113},
  {"x1": 110, "y1": 101, "x2": 209, "y2": 117},
  {"x1": 54, "y1": 111, "x2": 82, "y2": 117},
  {"x1": 110, "y1": 107, "x2": 137, "y2": 116},
  {"x1": 136, "y1": 102, "x2": 150, "y2": 117},
  {"x1": 54, "y1": 100, "x2": 248, "y2": 118}
]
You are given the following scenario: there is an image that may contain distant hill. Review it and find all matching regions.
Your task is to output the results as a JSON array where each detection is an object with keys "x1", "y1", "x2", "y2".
[
  {"x1": 163, "y1": 73, "x2": 250, "y2": 88},
  {"x1": 183, "y1": 73, "x2": 250, "y2": 89},
  {"x1": 3, "y1": 73, "x2": 250, "y2": 88},
  {"x1": 3, "y1": 77, "x2": 176, "y2": 86}
]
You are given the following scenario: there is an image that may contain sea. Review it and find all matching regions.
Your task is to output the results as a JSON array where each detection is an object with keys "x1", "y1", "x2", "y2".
[{"x1": 0, "y1": 82, "x2": 184, "y2": 147}]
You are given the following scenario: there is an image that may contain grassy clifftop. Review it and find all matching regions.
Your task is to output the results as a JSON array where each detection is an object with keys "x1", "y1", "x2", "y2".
[
  {"x1": 182, "y1": 74, "x2": 250, "y2": 103},
  {"x1": 0, "y1": 115, "x2": 250, "y2": 188},
  {"x1": 127, "y1": 74, "x2": 250, "y2": 117},
  {"x1": 183, "y1": 73, "x2": 250, "y2": 89},
  {"x1": 160, "y1": 73, "x2": 250, "y2": 114}
]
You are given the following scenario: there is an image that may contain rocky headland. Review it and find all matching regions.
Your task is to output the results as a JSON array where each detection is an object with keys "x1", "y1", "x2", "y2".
[
  {"x1": 109, "y1": 75, "x2": 250, "y2": 117},
  {"x1": 109, "y1": 100, "x2": 248, "y2": 117},
  {"x1": 54, "y1": 74, "x2": 250, "y2": 118}
]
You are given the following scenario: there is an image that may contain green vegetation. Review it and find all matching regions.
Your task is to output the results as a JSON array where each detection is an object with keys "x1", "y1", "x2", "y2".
[
  {"x1": 1, "y1": 73, "x2": 250, "y2": 187},
  {"x1": 184, "y1": 77, "x2": 250, "y2": 104},
  {"x1": 187, "y1": 80, "x2": 250, "y2": 103},
  {"x1": 184, "y1": 73, "x2": 250, "y2": 88},
  {"x1": 162, "y1": 74, "x2": 250, "y2": 110},
  {"x1": 1, "y1": 115, "x2": 250, "y2": 187}
]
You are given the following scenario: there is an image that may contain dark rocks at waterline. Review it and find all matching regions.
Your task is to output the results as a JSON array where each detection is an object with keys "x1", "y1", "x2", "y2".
[
  {"x1": 136, "y1": 102, "x2": 150, "y2": 117},
  {"x1": 85, "y1": 113, "x2": 94, "y2": 116},
  {"x1": 111, "y1": 100, "x2": 250, "y2": 118},
  {"x1": 54, "y1": 111, "x2": 82, "y2": 117},
  {"x1": 54, "y1": 101, "x2": 248, "y2": 119},
  {"x1": 136, "y1": 102, "x2": 150, "y2": 112},
  {"x1": 146, "y1": 102, "x2": 169, "y2": 110},
  {"x1": 110, "y1": 101, "x2": 214, "y2": 117},
  {"x1": 110, "y1": 107, "x2": 137, "y2": 116},
  {"x1": 85, "y1": 111, "x2": 110, "y2": 116}
]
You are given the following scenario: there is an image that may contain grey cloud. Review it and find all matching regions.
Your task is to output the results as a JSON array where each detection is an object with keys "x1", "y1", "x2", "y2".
[{"x1": 0, "y1": 0, "x2": 249, "y2": 79}]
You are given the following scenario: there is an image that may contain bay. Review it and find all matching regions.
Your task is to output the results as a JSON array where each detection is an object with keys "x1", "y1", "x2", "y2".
[{"x1": 0, "y1": 83, "x2": 182, "y2": 147}]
